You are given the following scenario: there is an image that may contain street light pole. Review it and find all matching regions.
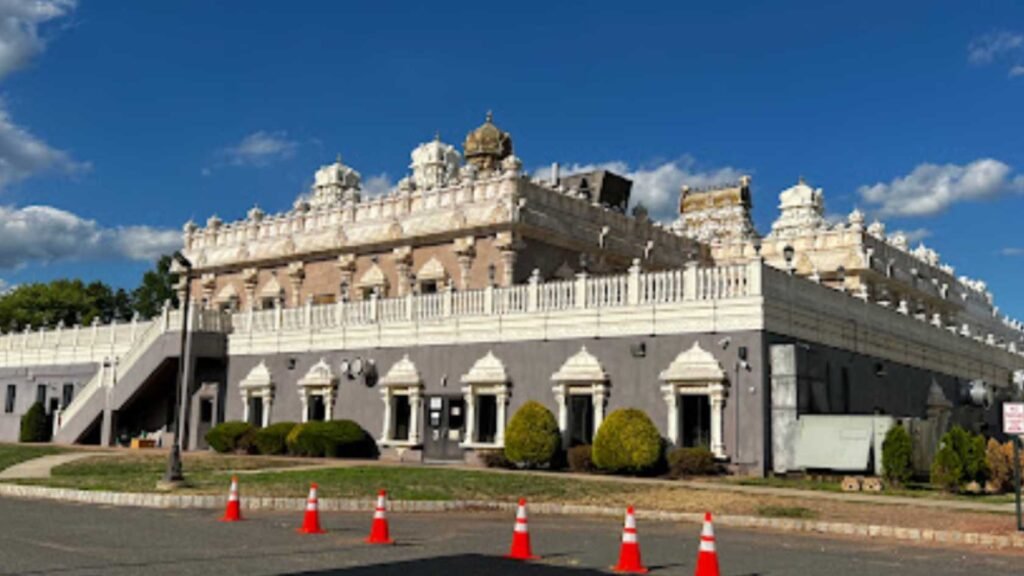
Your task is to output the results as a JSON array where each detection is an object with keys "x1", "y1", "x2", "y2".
[{"x1": 162, "y1": 252, "x2": 193, "y2": 486}]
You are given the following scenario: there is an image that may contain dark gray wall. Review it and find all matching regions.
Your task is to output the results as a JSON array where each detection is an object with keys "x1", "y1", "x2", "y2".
[
  {"x1": 766, "y1": 333, "x2": 1002, "y2": 438},
  {"x1": 0, "y1": 364, "x2": 97, "y2": 442},
  {"x1": 224, "y1": 331, "x2": 768, "y2": 473}
]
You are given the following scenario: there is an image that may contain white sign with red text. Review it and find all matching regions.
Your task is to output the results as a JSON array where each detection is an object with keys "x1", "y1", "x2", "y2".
[{"x1": 1004, "y1": 403, "x2": 1024, "y2": 435}]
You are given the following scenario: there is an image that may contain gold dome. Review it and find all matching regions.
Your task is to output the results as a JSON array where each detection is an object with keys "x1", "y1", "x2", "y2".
[{"x1": 463, "y1": 111, "x2": 513, "y2": 172}]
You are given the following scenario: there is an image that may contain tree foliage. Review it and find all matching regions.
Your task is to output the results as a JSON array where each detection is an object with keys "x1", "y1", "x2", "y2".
[
  {"x1": 881, "y1": 424, "x2": 914, "y2": 486},
  {"x1": 504, "y1": 401, "x2": 561, "y2": 468},
  {"x1": 592, "y1": 408, "x2": 663, "y2": 475},
  {"x1": 0, "y1": 256, "x2": 179, "y2": 332}
]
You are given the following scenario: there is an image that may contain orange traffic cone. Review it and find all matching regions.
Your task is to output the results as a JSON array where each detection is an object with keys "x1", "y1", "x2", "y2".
[
  {"x1": 365, "y1": 489, "x2": 394, "y2": 544},
  {"x1": 506, "y1": 498, "x2": 538, "y2": 560},
  {"x1": 296, "y1": 483, "x2": 327, "y2": 534},
  {"x1": 219, "y1": 475, "x2": 243, "y2": 522},
  {"x1": 694, "y1": 512, "x2": 721, "y2": 576},
  {"x1": 612, "y1": 506, "x2": 648, "y2": 574}
]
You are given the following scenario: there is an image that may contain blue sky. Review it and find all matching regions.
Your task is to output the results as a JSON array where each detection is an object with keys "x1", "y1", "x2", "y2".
[{"x1": 1, "y1": 1, "x2": 1023, "y2": 317}]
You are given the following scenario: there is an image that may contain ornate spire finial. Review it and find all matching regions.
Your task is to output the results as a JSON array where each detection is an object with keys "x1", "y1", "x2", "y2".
[
  {"x1": 335, "y1": 153, "x2": 343, "y2": 164},
  {"x1": 798, "y1": 175, "x2": 806, "y2": 185},
  {"x1": 485, "y1": 110, "x2": 493, "y2": 123},
  {"x1": 434, "y1": 130, "x2": 441, "y2": 142}
]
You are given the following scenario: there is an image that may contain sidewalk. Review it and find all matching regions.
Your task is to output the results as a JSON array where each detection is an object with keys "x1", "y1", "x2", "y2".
[{"x1": 0, "y1": 452, "x2": 115, "y2": 480}]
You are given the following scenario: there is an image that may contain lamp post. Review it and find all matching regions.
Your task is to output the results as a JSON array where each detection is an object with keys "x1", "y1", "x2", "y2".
[
  {"x1": 162, "y1": 251, "x2": 193, "y2": 487},
  {"x1": 783, "y1": 244, "x2": 795, "y2": 275}
]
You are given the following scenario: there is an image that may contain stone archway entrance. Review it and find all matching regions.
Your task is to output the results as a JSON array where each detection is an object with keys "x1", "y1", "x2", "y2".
[{"x1": 660, "y1": 342, "x2": 728, "y2": 458}]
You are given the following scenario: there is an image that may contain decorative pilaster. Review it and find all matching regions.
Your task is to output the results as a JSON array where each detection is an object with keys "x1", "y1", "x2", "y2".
[
  {"x1": 287, "y1": 262, "x2": 305, "y2": 308},
  {"x1": 709, "y1": 382, "x2": 728, "y2": 458},
  {"x1": 408, "y1": 388, "x2": 422, "y2": 445},
  {"x1": 461, "y1": 386, "x2": 476, "y2": 444},
  {"x1": 393, "y1": 246, "x2": 413, "y2": 297},
  {"x1": 454, "y1": 236, "x2": 476, "y2": 290},
  {"x1": 552, "y1": 384, "x2": 568, "y2": 447},
  {"x1": 495, "y1": 389, "x2": 509, "y2": 446},
  {"x1": 199, "y1": 273, "x2": 216, "y2": 309},
  {"x1": 242, "y1": 268, "x2": 259, "y2": 311},
  {"x1": 494, "y1": 231, "x2": 522, "y2": 287},
  {"x1": 592, "y1": 384, "x2": 607, "y2": 432},
  {"x1": 337, "y1": 254, "x2": 356, "y2": 302},
  {"x1": 661, "y1": 385, "x2": 679, "y2": 445},
  {"x1": 379, "y1": 387, "x2": 392, "y2": 442}
]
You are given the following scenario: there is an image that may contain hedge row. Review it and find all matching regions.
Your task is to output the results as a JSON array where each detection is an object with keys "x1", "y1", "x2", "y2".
[{"x1": 205, "y1": 419, "x2": 376, "y2": 459}]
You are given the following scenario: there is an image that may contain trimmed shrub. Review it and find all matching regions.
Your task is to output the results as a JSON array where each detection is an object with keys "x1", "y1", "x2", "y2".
[
  {"x1": 285, "y1": 420, "x2": 377, "y2": 458},
  {"x1": 479, "y1": 449, "x2": 513, "y2": 469},
  {"x1": 667, "y1": 447, "x2": 717, "y2": 477},
  {"x1": 881, "y1": 424, "x2": 913, "y2": 487},
  {"x1": 568, "y1": 445, "x2": 595, "y2": 473},
  {"x1": 931, "y1": 444, "x2": 963, "y2": 492},
  {"x1": 205, "y1": 421, "x2": 256, "y2": 453},
  {"x1": 19, "y1": 402, "x2": 50, "y2": 443},
  {"x1": 253, "y1": 421, "x2": 298, "y2": 455},
  {"x1": 984, "y1": 439, "x2": 1024, "y2": 493},
  {"x1": 504, "y1": 401, "x2": 560, "y2": 468},
  {"x1": 592, "y1": 408, "x2": 663, "y2": 475},
  {"x1": 931, "y1": 426, "x2": 988, "y2": 491}
]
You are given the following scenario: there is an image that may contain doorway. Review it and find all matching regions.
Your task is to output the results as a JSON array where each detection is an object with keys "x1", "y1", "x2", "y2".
[
  {"x1": 568, "y1": 395, "x2": 594, "y2": 446},
  {"x1": 422, "y1": 395, "x2": 465, "y2": 461},
  {"x1": 680, "y1": 394, "x2": 711, "y2": 449}
]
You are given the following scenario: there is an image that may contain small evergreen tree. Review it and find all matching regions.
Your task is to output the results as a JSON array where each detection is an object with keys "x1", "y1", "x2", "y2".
[
  {"x1": 19, "y1": 402, "x2": 51, "y2": 442},
  {"x1": 881, "y1": 424, "x2": 913, "y2": 487}
]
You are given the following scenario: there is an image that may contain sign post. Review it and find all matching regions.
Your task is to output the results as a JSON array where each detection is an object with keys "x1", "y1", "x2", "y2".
[{"x1": 1003, "y1": 403, "x2": 1024, "y2": 532}]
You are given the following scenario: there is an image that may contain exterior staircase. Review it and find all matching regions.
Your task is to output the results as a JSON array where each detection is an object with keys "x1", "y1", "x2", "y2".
[{"x1": 53, "y1": 308, "x2": 230, "y2": 445}]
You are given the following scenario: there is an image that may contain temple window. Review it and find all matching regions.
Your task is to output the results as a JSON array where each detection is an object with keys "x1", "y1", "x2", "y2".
[
  {"x1": 239, "y1": 361, "x2": 274, "y2": 428},
  {"x1": 460, "y1": 351, "x2": 510, "y2": 448},
  {"x1": 551, "y1": 346, "x2": 609, "y2": 448},
  {"x1": 659, "y1": 342, "x2": 729, "y2": 458},
  {"x1": 378, "y1": 355, "x2": 423, "y2": 447},
  {"x1": 297, "y1": 359, "x2": 336, "y2": 423}
]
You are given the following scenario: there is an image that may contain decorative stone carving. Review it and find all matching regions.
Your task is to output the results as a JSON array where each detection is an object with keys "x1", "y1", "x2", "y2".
[
  {"x1": 460, "y1": 351, "x2": 510, "y2": 447},
  {"x1": 768, "y1": 178, "x2": 827, "y2": 238},
  {"x1": 310, "y1": 155, "x2": 362, "y2": 208},
  {"x1": 410, "y1": 134, "x2": 461, "y2": 190},
  {"x1": 379, "y1": 354, "x2": 423, "y2": 446},
  {"x1": 357, "y1": 262, "x2": 388, "y2": 296},
  {"x1": 659, "y1": 342, "x2": 729, "y2": 458},
  {"x1": 239, "y1": 361, "x2": 274, "y2": 427},
  {"x1": 551, "y1": 346, "x2": 609, "y2": 448},
  {"x1": 463, "y1": 112, "x2": 513, "y2": 173},
  {"x1": 297, "y1": 358, "x2": 337, "y2": 423}
]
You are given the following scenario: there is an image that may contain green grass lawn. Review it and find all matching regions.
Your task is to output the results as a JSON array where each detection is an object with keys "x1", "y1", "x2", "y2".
[
  {"x1": 726, "y1": 475, "x2": 1016, "y2": 504},
  {"x1": 0, "y1": 443, "x2": 68, "y2": 472}
]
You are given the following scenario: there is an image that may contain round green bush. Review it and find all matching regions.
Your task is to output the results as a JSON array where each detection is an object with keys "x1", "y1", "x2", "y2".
[
  {"x1": 205, "y1": 421, "x2": 256, "y2": 453},
  {"x1": 285, "y1": 420, "x2": 377, "y2": 458},
  {"x1": 592, "y1": 408, "x2": 663, "y2": 475},
  {"x1": 504, "y1": 401, "x2": 560, "y2": 468},
  {"x1": 19, "y1": 402, "x2": 50, "y2": 443},
  {"x1": 253, "y1": 421, "x2": 298, "y2": 455},
  {"x1": 881, "y1": 424, "x2": 913, "y2": 487},
  {"x1": 667, "y1": 446, "x2": 716, "y2": 477}
]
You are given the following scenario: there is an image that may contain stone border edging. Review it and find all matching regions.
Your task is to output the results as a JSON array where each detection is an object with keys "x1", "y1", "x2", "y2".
[{"x1": 2, "y1": 482, "x2": 1022, "y2": 551}]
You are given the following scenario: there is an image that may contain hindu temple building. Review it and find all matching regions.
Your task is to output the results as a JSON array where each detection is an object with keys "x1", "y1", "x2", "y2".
[{"x1": 1, "y1": 113, "x2": 1022, "y2": 476}]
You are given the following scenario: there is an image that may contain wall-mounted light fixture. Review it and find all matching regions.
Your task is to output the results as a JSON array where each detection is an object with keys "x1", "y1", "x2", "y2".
[{"x1": 783, "y1": 245, "x2": 795, "y2": 274}]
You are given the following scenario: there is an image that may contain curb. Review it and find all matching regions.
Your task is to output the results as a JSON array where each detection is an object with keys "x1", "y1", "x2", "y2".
[{"x1": 2, "y1": 483, "x2": 1022, "y2": 551}]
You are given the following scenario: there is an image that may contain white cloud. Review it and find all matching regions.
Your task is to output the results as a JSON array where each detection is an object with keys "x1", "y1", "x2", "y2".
[
  {"x1": 0, "y1": 0, "x2": 76, "y2": 81},
  {"x1": 968, "y1": 31, "x2": 1024, "y2": 64},
  {"x1": 0, "y1": 1, "x2": 83, "y2": 190},
  {"x1": 857, "y1": 158, "x2": 1024, "y2": 218},
  {"x1": 0, "y1": 103, "x2": 85, "y2": 188},
  {"x1": 1002, "y1": 247, "x2": 1024, "y2": 257},
  {"x1": 1010, "y1": 65, "x2": 1024, "y2": 78},
  {"x1": 534, "y1": 157, "x2": 746, "y2": 222},
  {"x1": 361, "y1": 173, "x2": 393, "y2": 196},
  {"x1": 219, "y1": 131, "x2": 298, "y2": 167},
  {"x1": 0, "y1": 204, "x2": 180, "y2": 269}
]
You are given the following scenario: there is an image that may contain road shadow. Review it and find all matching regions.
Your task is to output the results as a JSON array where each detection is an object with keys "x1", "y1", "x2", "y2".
[{"x1": 283, "y1": 553, "x2": 610, "y2": 575}]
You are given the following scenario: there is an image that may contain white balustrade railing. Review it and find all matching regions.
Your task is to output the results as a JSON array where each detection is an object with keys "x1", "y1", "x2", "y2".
[{"x1": 231, "y1": 261, "x2": 764, "y2": 335}]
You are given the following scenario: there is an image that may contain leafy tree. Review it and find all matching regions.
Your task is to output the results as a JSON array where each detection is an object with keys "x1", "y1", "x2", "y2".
[
  {"x1": 132, "y1": 255, "x2": 179, "y2": 319},
  {"x1": 882, "y1": 424, "x2": 914, "y2": 487},
  {"x1": 20, "y1": 402, "x2": 51, "y2": 442}
]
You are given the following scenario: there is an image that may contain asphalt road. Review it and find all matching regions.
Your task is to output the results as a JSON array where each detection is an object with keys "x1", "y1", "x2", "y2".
[{"x1": 0, "y1": 496, "x2": 1019, "y2": 575}]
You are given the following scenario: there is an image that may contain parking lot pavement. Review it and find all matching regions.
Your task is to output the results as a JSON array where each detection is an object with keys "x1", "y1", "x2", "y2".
[{"x1": 0, "y1": 496, "x2": 1020, "y2": 575}]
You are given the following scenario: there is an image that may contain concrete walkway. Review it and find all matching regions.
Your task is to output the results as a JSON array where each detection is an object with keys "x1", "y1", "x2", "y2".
[{"x1": 0, "y1": 451, "x2": 115, "y2": 480}]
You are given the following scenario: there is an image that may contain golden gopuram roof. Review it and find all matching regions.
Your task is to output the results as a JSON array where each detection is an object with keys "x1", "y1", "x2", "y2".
[{"x1": 463, "y1": 111, "x2": 513, "y2": 172}]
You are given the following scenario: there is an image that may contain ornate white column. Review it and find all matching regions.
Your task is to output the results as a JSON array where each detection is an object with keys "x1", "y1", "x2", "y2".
[
  {"x1": 242, "y1": 268, "x2": 259, "y2": 311},
  {"x1": 298, "y1": 388, "x2": 309, "y2": 423},
  {"x1": 240, "y1": 389, "x2": 251, "y2": 424},
  {"x1": 461, "y1": 386, "x2": 476, "y2": 444},
  {"x1": 454, "y1": 236, "x2": 476, "y2": 290},
  {"x1": 709, "y1": 382, "x2": 728, "y2": 458},
  {"x1": 408, "y1": 388, "x2": 422, "y2": 445},
  {"x1": 379, "y1": 387, "x2": 392, "y2": 443},
  {"x1": 337, "y1": 254, "x2": 356, "y2": 302},
  {"x1": 661, "y1": 385, "x2": 679, "y2": 445},
  {"x1": 495, "y1": 388, "x2": 509, "y2": 446},
  {"x1": 324, "y1": 388, "x2": 335, "y2": 422},
  {"x1": 494, "y1": 232, "x2": 522, "y2": 288},
  {"x1": 261, "y1": 393, "x2": 273, "y2": 427},
  {"x1": 552, "y1": 384, "x2": 568, "y2": 447},
  {"x1": 592, "y1": 384, "x2": 608, "y2": 436},
  {"x1": 200, "y1": 273, "x2": 217, "y2": 309}
]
